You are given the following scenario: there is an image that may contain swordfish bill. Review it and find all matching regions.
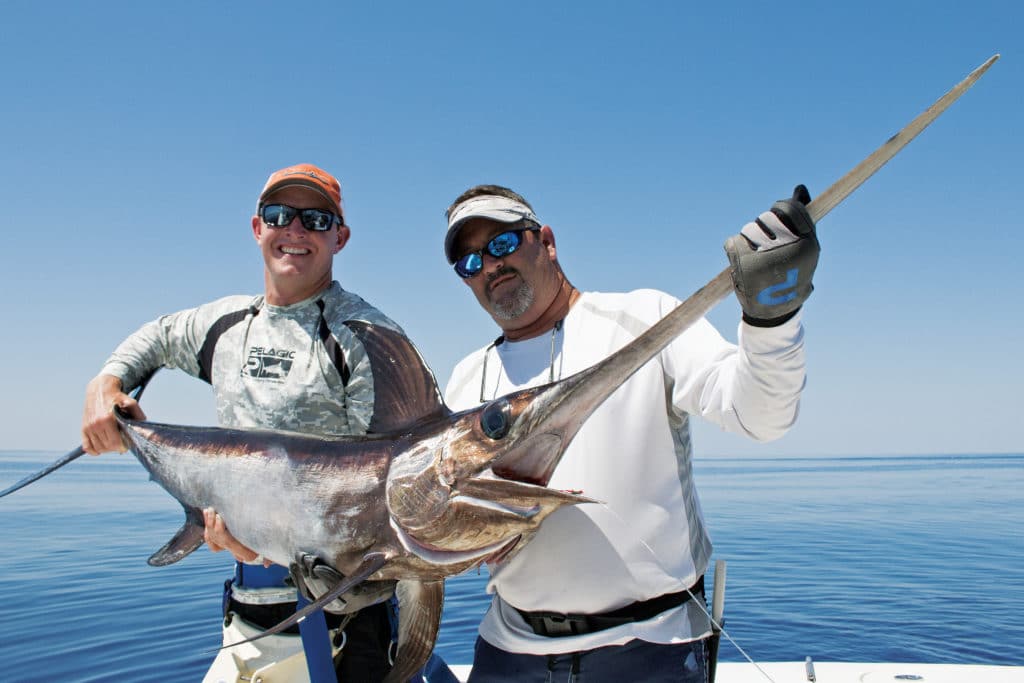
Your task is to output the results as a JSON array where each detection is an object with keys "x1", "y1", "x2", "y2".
[
  {"x1": 650, "y1": 54, "x2": 1001, "y2": 347},
  {"x1": 0, "y1": 55, "x2": 998, "y2": 683}
]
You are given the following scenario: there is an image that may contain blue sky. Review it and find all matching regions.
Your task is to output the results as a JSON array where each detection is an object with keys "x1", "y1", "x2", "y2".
[{"x1": 1, "y1": 1, "x2": 1019, "y2": 457}]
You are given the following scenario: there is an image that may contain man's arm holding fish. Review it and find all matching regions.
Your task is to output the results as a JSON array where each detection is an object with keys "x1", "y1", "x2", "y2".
[
  {"x1": 79, "y1": 293, "x2": 398, "y2": 579},
  {"x1": 81, "y1": 298, "x2": 238, "y2": 455},
  {"x1": 81, "y1": 304, "x2": 322, "y2": 568},
  {"x1": 82, "y1": 373, "x2": 146, "y2": 454},
  {"x1": 80, "y1": 298, "x2": 279, "y2": 566},
  {"x1": 202, "y1": 508, "x2": 272, "y2": 566}
]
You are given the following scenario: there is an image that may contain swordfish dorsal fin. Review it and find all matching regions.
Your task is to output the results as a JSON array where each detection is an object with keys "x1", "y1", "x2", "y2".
[
  {"x1": 148, "y1": 505, "x2": 206, "y2": 566},
  {"x1": 346, "y1": 320, "x2": 450, "y2": 433}
]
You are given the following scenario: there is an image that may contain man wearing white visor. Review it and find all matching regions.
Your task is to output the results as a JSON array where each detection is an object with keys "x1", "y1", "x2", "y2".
[{"x1": 442, "y1": 184, "x2": 819, "y2": 682}]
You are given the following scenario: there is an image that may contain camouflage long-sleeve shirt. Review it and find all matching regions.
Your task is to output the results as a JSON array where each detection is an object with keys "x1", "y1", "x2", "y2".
[{"x1": 101, "y1": 281, "x2": 404, "y2": 436}]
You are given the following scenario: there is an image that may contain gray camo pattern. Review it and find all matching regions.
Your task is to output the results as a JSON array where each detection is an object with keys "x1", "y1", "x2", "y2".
[{"x1": 101, "y1": 281, "x2": 405, "y2": 437}]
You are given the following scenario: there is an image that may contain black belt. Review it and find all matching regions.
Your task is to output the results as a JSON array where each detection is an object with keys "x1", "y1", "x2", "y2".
[{"x1": 514, "y1": 575, "x2": 705, "y2": 637}]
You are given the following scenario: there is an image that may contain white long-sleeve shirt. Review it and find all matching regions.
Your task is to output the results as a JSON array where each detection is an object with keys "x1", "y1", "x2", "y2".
[{"x1": 444, "y1": 289, "x2": 806, "y2": 654}]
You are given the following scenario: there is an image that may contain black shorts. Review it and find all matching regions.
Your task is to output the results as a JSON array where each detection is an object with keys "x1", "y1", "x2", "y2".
[{"x1": 226, "y1": 598, "x2": 394, "y2": 681}]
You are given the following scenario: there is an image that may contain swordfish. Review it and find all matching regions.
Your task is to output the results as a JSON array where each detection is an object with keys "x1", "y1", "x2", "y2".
[{"x1": 109, "y1": 312, "x2": 682, "y2": 683}]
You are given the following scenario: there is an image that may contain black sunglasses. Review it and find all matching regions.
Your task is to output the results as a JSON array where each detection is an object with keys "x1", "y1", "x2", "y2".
[
  {"x1": 260, "y1": 204, "x2": 343, "y2": 232},
  {"x1": 454, "y1": 225, "x2": 540, "y2": 278}
]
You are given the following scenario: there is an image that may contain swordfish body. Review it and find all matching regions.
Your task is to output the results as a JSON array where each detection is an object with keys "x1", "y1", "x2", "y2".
[{"x1": 118, "y1": 296, "x2": 715, "y2": 580}]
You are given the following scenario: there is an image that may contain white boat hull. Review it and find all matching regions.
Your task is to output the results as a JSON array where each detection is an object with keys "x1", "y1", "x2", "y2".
[{"x1": 449, "y1": 661, "x2": 1023, "y2": 682}]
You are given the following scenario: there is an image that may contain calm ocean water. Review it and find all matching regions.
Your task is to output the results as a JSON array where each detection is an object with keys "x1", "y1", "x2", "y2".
[{"x1": 0, "y1": 451, "x2": 1021, "y2": 681}]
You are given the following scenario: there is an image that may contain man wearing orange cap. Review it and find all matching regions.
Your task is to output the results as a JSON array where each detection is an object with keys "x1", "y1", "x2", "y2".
[{"x1": 81, "y1": 164, "x2": 407, "y2": 682}]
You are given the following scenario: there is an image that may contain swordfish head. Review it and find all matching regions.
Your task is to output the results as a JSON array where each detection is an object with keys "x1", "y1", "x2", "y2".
[{"x1": 383, "y1": 294, "x2": 702, "y2": 572}]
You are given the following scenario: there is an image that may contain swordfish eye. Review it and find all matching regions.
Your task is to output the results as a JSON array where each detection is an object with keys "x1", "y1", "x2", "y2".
[{"x1": 480, "y1": 398, "x2": 511, "y2": 440}]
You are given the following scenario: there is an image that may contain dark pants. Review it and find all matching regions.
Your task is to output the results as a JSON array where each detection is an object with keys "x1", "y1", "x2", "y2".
[
  {"x1": 334, "y1": 601, "x2": 394, "y2": 682},
  {"x1": 227, "y1": 598, "x2": 395, "y2": 682},
  {"x1": 467, "y1": 635, "x2": 707, "y2": 683}
]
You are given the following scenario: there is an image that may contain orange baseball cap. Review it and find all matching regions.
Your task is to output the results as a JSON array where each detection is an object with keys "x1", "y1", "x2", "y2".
[{"x1": 258, "y1": 163, "x2": 344, "y2": 222}]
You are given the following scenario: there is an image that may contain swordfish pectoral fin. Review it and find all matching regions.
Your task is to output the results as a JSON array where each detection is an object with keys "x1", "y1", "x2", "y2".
[
  {"x1": 385, "y1": 579, "x2": 445, "y2": 683},
  {"x1": 213, "y1": 551, "x2": 389, "y2": 653},
  {"x1": 147, "y1": 505, "x2": 206, "y2": 566},
  {"x1": 458, "y1": 476, "x2": 599, "y2": 511}
]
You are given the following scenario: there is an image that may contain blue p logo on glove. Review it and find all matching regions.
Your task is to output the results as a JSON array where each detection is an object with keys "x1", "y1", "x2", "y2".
[{"x1": 756, "y1": 268, "x2": 800, "y2": 306}]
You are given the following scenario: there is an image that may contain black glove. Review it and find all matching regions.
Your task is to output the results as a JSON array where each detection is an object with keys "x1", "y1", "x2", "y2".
[
  {"x1": 289, "y1": 552, "x2": 395, "y2": 615},
  {"x1": 724, "y1": 184, "x2": 820, "y2": 326}
]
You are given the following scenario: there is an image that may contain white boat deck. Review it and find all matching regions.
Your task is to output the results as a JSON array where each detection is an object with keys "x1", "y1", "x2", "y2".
[{"x1": 449, "y1": 661, "x2": 1023, "y2": 682}]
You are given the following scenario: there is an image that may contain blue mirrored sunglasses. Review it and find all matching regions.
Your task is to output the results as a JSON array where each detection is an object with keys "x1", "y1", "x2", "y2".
[
  {"x1": 454, "y1": 226, "x2": 540, "y2": 278},
  {"x1": 260, "y1": 203, "x2": 343, "y2": 232}
]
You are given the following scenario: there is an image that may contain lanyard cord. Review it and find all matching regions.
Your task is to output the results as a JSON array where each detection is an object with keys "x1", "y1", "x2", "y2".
[{"x1": 479, "y1": 320, "x2": 563, "y2": 403}]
